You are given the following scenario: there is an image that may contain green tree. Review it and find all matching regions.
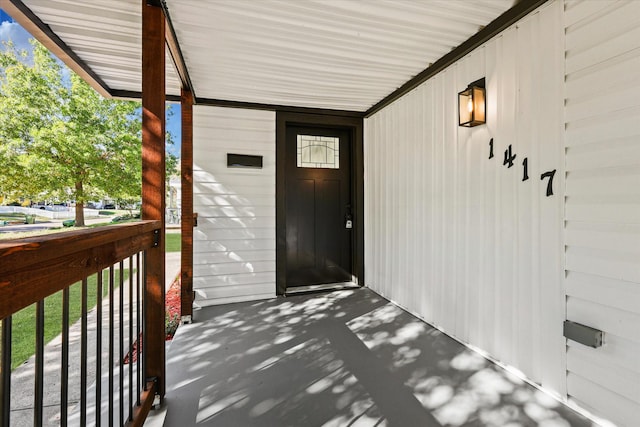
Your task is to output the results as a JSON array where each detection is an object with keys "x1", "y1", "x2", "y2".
[{"x1": 0, "y1": 40, "x2": 176, "y2": 226}]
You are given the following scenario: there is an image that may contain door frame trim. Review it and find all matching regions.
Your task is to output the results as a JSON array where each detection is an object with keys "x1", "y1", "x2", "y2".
[{"x1": 276, "y1": 111, "x2": 364, "y2": 295}]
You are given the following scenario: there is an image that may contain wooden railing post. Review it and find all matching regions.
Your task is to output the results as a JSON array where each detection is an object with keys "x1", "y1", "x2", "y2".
[
  {"x1": 181, "y1": 88, "x2": 194, "y2": 320},
  {"x1": 141, "y1": 0, "x2": 166, "y2": 399}
]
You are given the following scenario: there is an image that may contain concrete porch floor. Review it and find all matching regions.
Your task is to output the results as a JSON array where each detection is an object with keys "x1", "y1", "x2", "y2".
[{"x1": 162, "y1": 288, "x2": 597, "y2": 427}]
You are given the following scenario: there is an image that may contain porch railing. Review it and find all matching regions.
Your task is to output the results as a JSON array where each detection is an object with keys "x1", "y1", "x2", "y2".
[{"x1": 0, "y1": 221, "x2": 162, "y2": 426}]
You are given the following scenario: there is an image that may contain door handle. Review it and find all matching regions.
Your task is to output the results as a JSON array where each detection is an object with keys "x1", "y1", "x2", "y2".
[{"x1": 345, "y1": 205, "x2": 353, "y2": 229}]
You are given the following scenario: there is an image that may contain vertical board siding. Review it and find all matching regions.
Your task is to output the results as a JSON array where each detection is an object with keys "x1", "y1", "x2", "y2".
[
  {"x1": 365, "y1": 0, "x2": 565, "y2": 395},
  {"x1": 193, "y1": 106, "x2": 276, "y2": 306},
  {"x1": 564, "y1": 1, "x2": 640, "y2": 424}
]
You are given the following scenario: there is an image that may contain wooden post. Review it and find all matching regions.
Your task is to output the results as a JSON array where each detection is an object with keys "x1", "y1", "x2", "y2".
[
  {"x1": 141, "y1": 0, "x2": 165, "y2": 398},
  {"x1": 180, "y1": 88, "x2": 194, "y2": 319}
]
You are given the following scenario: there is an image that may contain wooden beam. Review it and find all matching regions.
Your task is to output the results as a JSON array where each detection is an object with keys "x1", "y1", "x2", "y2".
[
  {"x1": 0, "y1": 0, "x2": 112, "y2": 98},
  {"x1": 180, "y1": 88, "x2": 194, "y2": 318},
  {"x1": 163, "y1": 4, "x2": 195, "y2": 96},
  {"x1": 141, "y1": 0, "x2": 166, "y2": 399},
  {"x1": 0, "y1": 221, "x2": 159, "y2": 272},
  {"x1": 124, "y1": 380, "x2": 157, "y2": 427}
]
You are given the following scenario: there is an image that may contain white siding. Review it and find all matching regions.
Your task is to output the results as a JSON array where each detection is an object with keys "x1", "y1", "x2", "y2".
[
  {"x1": 365, "y1": 0, "x2": 566, "y2": 395},
  {"x1": 193, "y1": 106, "x2": 276, "y2": 306},
  {"x1": 564, "y1": 1, "x2": 640, "y2": 425}
]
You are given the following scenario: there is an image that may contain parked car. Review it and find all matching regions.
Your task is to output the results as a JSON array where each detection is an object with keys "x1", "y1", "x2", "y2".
[{"x1": 103, "y1": 204, "x2": 116, "y2": 209}]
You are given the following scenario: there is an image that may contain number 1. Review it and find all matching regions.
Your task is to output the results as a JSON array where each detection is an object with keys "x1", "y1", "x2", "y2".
[{"x1": 522, "y1": 158, "x2": 529, "y2": 181}]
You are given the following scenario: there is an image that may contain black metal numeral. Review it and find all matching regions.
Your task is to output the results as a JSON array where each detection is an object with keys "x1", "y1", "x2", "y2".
[
  {"x1": 503, "y1": 144, "x2": 516, "y2": 168},
  {"x1": 541, "y1": 169, "x2": 556, "y2": 196},
  {"x1": 489, "y1": 138, "x2": 494, "y2": 159},
  {"x1": 522, "y1": 157, "x2": 529, "y2": 181}
]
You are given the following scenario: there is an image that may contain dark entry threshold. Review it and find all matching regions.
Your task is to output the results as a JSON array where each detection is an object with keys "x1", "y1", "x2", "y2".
[
  {"x1": 163, "y1": 288, "x2": 595, "y2": 427},
  {"x1": 285, "y1": 282, "x2": 360, "y2": 296}
]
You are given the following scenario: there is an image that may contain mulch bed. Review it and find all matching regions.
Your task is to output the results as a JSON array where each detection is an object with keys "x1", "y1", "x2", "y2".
[
  {"x1": 165, "y1": 275, "x2": 181, "y2": 334},
  {"x1": 124, "y1": 274, "x2": 181, "y2": 364}
]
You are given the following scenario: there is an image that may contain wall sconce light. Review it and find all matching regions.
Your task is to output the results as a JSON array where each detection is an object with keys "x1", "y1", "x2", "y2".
[{"x1": 458, "y1": 78, "x2": 486, "y2": 127}]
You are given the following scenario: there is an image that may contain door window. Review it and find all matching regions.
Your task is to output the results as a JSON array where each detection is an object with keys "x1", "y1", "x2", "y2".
[{"x1": 296, "y1": 135, "x2": 339, "y2": 169}]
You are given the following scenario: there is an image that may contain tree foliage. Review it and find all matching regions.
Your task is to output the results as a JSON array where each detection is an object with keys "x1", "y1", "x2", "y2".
[{"x1": 0, "y1": 39, "x2": 176, "y2": 226}]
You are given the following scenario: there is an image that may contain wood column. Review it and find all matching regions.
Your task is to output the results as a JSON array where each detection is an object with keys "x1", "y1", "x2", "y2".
[
  {"x1": 180, "y1": 88, "x2": 194, "y2": 318},
  {"x1": 141, "y1": 0, "x2": 165, "y2": 398}
]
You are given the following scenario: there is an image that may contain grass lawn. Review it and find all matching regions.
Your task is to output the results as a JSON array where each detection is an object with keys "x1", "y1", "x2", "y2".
[
  {"x1": 0, "y1": 219, "x2": 138, "y2": 240},
  {"x1": 0, "y1": 213, "x2": 27, "y2": 222},
  {"x1": 0, "y1": 212, "x2": 48, "y2": 224},
  {"x1": 166, "y1": 232, "x2": 181, "y2": 252},
  {"x1": 4, "y1": 269, "x2": 129, "y2": 370}
]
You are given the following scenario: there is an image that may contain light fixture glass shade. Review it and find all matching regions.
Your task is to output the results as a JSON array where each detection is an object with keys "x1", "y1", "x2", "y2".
[{"x1": 458, "y1": 79, "x2": 486, "y2": 127}]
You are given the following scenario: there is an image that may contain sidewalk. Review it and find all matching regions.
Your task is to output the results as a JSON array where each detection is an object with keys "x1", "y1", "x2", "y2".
[{"x1": 7, "y1": 251, "x2": 181, "y2": 426}]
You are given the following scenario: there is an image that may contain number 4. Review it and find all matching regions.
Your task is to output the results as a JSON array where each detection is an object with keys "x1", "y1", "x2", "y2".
[{"x1": 503, "y1": 144, "x2": 516, "y2": 168}]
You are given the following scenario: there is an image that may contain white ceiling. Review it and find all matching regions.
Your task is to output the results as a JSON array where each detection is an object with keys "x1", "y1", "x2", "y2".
[
  {"x1": 19, "y1": 0, "x2": 517, "y2": 111},
  {"x1": 22, "y1": 0, "x2": 183, "y2": 96}
]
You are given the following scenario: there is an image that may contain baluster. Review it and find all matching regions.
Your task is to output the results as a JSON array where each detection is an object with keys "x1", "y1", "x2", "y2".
[
  {"x1": 80, "y1": 278, "x2": 88, "y2": 425},
  {"x1": 137, "y1": 254, "x2": 142, "y2": 402},
  {"x1": 128, "y1": 256, "x2": 134, "y2": 421},
  {"x1": 1, "y1": 316, "x2": 12, "y2": 427},
  {"x1": 119, "y1": 260, "x2": 125, "y2": 426},
  {"x1": 61, "y1": 287, "x2": 70, "y2": 426},
  {"x1": 96, "y1": 271, "x2": 103, "y2": 427},
  {"x1": 109, "y1": 266, "x2": 115, "y2": 427},
  {"x1": 34, "y1": 300, "x2": 45, "y2": 426}
]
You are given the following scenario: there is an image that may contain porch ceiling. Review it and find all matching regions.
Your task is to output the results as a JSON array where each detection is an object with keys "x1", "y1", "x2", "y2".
[
  {"x1": 18, "y1": 0, "x2": 183, "y2": 97},
  {"x1": 165, "y1": 0, "x2": 516, "y2": 111},
  {"x1": 14, "y1": 0, "x2": 517, "y2": 111}
]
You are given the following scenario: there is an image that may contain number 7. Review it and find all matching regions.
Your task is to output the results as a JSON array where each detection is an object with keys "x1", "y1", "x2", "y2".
[{"x1": 540, "y1": 169, "x2": 556, "y2": 197}]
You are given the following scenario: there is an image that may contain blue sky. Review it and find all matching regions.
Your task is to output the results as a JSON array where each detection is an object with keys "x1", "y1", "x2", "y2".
[
  {"x1": 0, "y1": 9, "x2": 182, "y2": 157},
  {"x1": 0, "y1": 9, "x2": 11, "y2": 22},
  {"x1": 166, "y1": 103, "x2": 182, "y2": 157},
  {"x1": 0, "y1": 9, "x2": 32, "y2": 53}
]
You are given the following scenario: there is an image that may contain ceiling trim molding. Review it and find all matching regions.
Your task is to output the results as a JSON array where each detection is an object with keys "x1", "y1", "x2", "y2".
[
  {"x1": 112, "y1": 90, "x2": 181, "y2": 103},
  {"x1": 0, "y1": 0, "x2": 112, "y2": 98},
  {"x1": 365, "y1": 0, "x2": 550, "y2": 117},
  {"x1": 195, "y1": 97, "x2": 365, "y2": 118}
]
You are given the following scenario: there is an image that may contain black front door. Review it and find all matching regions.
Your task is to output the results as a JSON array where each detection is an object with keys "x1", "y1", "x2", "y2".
[{"x1": 285, "y1": 126, "x2": 353, "y2": 288}]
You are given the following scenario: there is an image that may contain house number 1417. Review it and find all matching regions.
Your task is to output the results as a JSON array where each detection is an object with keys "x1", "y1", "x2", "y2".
[{"x1": 488, "y1": 138, "x2": 556, "y2": 197}]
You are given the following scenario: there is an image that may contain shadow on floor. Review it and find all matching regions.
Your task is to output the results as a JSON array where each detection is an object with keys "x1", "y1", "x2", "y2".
[{"x1": 164, "y1": 288, "x2": 596, "y2": 427}]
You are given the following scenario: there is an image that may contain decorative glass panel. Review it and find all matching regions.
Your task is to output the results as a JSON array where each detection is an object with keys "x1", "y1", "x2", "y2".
[{"x1": 297, "y1": 135, "x2": 339, "y2": 169}]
